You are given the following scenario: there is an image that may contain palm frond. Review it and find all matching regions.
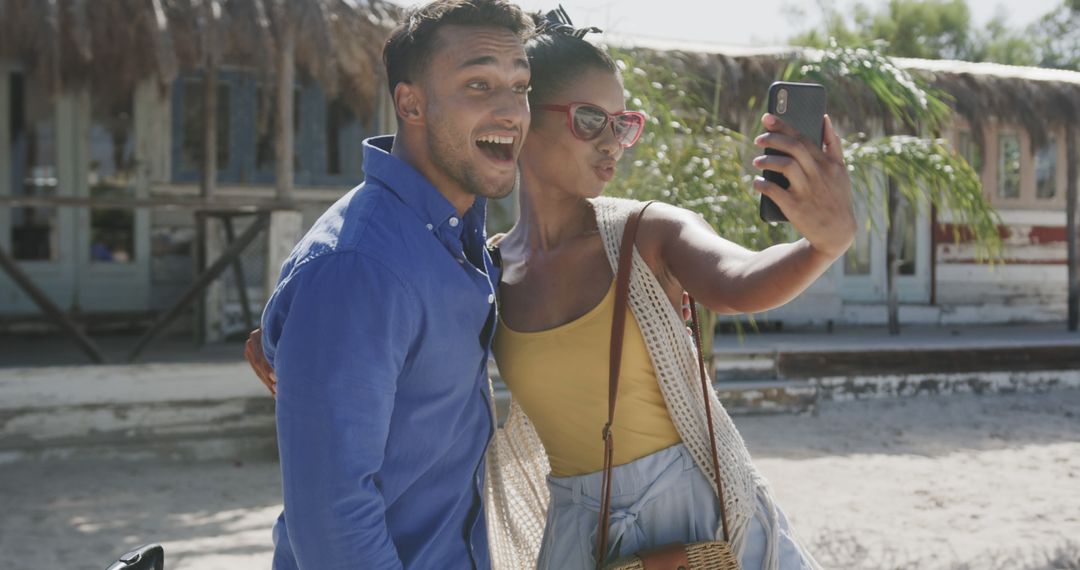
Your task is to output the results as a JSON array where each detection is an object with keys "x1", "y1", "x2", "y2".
[
  {"x1": 788, "y1": 41, "x2": 953, "y2": 133},
  {"x1": 844, "y1": 135, "x2": 1003, "y2": 262}
]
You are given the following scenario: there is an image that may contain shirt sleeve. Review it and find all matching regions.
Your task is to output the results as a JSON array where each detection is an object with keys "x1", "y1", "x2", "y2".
[{"x1": 261, "y1": 252, "x2": 418, "y2": 570}]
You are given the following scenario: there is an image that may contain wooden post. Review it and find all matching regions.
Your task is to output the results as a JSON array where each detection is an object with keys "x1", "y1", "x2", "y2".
[
  {"x1": 193, "y1": 210, "x2": 208, "y2": 343},
  {"x1": 265, "y1": 209, "x2": 303, "y2": 309},
  {"x1": 201, "y1": 63, "x2": 218, "y2": 202},
  {"x1": 1067, "y1": 125, "x2": 1078, "y2": 331},
  {"x1": 276, "y1": 17, "x2": 296, "y2": 203},
  {"x1": 222, "y1": 215, "x2": 255, "y2": 332},
  {"x1": 193, "y1": 60, "x2": 220, "y2": 344},
  {"x1": 128, "y1": 213, "x2": 270, "y2": 362},
  {"x1": 0, "y1": 246, "x2": 105, "y2": 363},
  {"x1": 263, "y1": 10, "x2": 300, "y2": 319}
]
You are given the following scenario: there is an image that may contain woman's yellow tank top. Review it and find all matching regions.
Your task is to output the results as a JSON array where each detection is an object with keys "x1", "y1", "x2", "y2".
[{"x1": 492, "y1": 282, "x2": 682, "y2": 477}]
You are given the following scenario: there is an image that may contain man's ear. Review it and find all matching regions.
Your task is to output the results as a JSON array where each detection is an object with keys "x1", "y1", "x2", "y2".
[{"x1": 394, "y1": 82, "x2": 425, "y2": 126}]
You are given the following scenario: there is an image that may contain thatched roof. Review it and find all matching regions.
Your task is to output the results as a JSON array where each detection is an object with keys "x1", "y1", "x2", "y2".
[
  {"x1": 896, "y1": 57, "x2": 1080, "y2": 148},
  {"x1": 607, "y1": 34, "x2": 1080, "y2": 147},
  {"x1": 0, "y1": 0, "x2": 401, "y2": 119}
]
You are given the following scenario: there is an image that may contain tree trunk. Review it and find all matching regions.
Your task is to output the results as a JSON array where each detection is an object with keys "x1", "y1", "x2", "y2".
[
  {"x1": 930, "y1": 204, "x2": 937, "y2": 306},
  {"x1": 1067, "y1": 125, "x2": 1078, "y2": 332},
  {"x1": 882, "y1": 116, "x2": 902, "y2": 335},
  {"x1": 886, "y1": 178, "x2": 902, "y2": 335},
  {"x1": 275, "y1": 19, "x2": 296, "y2": 203}
]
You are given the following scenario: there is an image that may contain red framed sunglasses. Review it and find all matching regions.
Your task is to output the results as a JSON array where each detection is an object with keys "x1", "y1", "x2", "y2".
[{"x1": 536, "y1": 102, "x2": 646, "y2": 148}]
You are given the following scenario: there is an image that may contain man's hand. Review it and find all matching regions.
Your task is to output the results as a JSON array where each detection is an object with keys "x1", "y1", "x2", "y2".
[
  {"x1": 682, "y1": 291, "x2": 695, "y2": 338},
  {"x1": 244, "y1": 328, "x2": 276, "y2": 398},
  {"x1": 751, "y1": 113, "x2": 856, "y2": 260}
]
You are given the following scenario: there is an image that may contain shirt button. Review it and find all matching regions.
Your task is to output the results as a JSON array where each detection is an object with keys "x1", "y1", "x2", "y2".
[
  {"x1": 487, "y1": 294, "x2": 495, "y2": 304},
  {"x1": 458, "y1": 258, "x2": 465, "y2": 264},
  {"x1": 449, "y1": 217, "x2": 460, "y2": 227},
  {"x1": 425, "y1": 223, "x2": 433, "y2": 231}
]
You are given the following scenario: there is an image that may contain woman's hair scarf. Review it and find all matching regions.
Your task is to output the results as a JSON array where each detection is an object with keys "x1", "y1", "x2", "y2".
[{"x1": 537, "y1": 5, "x2": 602, "y2": 39}]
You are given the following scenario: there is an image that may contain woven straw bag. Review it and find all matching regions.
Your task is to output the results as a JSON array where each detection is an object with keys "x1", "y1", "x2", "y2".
[{"x1": 605, "y1": 541, "x2": 739, "y2": 570}]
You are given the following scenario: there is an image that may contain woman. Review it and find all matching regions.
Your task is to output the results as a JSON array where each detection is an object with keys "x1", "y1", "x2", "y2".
[
  {"x1": 479, "y1": 10, "x2": 852, "y2": 569},
  {"x1": 248, "y1": 10, "x2": 854, "y2": 569}
]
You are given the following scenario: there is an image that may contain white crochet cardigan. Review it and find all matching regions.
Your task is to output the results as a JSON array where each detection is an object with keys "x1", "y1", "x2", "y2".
[{"x1": 484, "y1": 197, "x2": 820, "y2": 570}]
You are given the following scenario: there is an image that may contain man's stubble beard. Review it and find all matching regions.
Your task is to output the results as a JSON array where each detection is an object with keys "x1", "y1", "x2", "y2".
[{"x1": 426, "y1": 119, "x2": 517, "y2": 201}]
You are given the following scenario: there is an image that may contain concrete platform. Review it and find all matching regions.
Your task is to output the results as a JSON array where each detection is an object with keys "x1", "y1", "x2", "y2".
[{"x1": 2, "y1": 323, "x2": 1079, "y2": 460}]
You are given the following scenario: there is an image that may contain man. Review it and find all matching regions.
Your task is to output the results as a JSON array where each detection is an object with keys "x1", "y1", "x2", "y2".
[{"x1": 256, "y1": 1, "x2": 533, "y2": 568}]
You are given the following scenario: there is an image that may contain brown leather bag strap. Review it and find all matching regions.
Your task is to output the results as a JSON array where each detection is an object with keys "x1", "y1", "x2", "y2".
[
  {"x1": 595, "y1": 201, "x2": 731, "y2": 569},
  {"x1": 688, "y1": 295, "x2": 732, "y2": 543},
  {"x1": 595, "y1": 200, "x2": 655, "y2": 567}
]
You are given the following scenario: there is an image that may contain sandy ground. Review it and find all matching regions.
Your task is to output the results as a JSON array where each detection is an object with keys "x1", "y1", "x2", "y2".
[
  {"x1": 741, "y1": 390, "x2": 1080, "y2": 569},
  {"x1": 5, "y1": 389, "x2": 1079, "y2": 570}
]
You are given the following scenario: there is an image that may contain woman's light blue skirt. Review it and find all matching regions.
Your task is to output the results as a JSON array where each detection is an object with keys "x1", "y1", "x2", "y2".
[{"x1": 536, "y1": 443, "x2": 814, "y2": 570}]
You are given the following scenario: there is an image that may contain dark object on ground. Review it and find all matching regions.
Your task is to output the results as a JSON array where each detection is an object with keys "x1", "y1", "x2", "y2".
[{"x1": 106, "y1": 544, "x2": 164, "y2": 570}]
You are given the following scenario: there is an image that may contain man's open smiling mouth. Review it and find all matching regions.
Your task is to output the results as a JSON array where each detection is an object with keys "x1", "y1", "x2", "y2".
[{"x1": 475, "y1": 134, "x2": 516, "y2": 163}]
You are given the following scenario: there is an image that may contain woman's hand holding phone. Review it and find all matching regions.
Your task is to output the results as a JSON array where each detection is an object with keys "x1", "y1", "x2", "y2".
[{"x1": 752, "y1": 113, "x2": 857, "y2": 260}]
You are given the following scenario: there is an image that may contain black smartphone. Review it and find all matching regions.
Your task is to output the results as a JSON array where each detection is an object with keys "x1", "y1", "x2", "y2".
[{"x1": 759, "y1": 81, "x2": 827, "y2": 223}]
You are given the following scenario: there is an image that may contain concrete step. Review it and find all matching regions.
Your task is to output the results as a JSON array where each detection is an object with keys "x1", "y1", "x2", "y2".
[
  {"x1": 0, "y1": 363, "x2": 276, "y2": 463},
  {"x1": 714, "y1": 380, "x2": 817, "y2": 415},
  {"x1": 714, "y1": 355, "x2": 778, "y2": 382}
]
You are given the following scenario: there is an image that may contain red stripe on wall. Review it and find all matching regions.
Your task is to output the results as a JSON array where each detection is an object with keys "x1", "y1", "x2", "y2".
[
  {"x1": 941, "y1": 258, "x2": 1068, "y2": 265},
  {"x1": 934, "y1": 223, "x2": 1067, "y2": 244}
]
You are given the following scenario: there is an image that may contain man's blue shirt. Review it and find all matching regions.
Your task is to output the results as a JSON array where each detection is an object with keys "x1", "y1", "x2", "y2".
[{"x1": 262, "y1": 135, "x2": 499, "y2": 569}]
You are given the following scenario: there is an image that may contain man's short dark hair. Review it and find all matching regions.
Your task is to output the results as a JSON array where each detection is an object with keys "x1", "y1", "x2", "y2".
[{"x1": 383, "y1": 0, "x2": 533, "y2": 95}]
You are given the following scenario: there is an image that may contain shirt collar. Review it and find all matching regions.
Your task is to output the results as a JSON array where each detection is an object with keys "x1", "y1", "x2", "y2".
[{"x1": 362, "y1": 135, "x2": 486, "y2": 237}]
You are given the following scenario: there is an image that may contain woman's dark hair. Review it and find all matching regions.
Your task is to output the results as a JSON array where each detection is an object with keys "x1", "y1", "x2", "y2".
[
  {"x1": 383, "y1": 0, "x2": 533, "y2": 94},
  {"x1": 526, "y1": 7, "x2": 619, "y2": 107}
]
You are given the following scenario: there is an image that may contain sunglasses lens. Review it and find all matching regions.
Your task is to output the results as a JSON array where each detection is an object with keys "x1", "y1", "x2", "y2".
[
  {"x1": 613, "y1": 114, "x2": 644, "y2": 146},
  {"x1": 571, "y1": 105, "x2": 608, "y2": 139}
]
